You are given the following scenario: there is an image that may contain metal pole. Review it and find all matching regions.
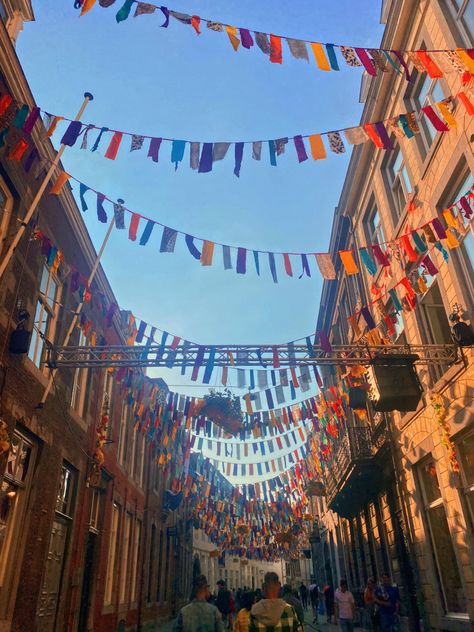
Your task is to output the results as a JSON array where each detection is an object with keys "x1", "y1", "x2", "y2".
[
  {"x1": 38, "y1": 216, "x2": 115, "y2": 407},
  {"x1": 0, "y1": 92, "x2": 94, "y2": 281}
]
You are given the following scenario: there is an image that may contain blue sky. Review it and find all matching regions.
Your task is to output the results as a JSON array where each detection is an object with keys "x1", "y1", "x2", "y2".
[{"x1": 18, "y1": 0, "x2": 385, "y2": 399}]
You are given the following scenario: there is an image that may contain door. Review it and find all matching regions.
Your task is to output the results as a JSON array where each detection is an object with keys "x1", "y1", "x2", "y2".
[
  {"x1": 36, "y1": 518, "x2": 69, "y2": 631},
  {"x1": 78, "y1": 533, "x2": 96, "y2": 631}
]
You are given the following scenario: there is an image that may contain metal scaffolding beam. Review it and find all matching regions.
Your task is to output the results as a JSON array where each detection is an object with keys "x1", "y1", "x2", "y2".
[{"x1": 46, "y1": 343, "x2": 461, "y2": 369}]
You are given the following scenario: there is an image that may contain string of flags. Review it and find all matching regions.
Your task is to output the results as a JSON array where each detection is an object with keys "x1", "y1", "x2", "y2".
[
  {"x1": 75, "y1": 0, "x2": 474, "y2": 82},
  {"x1": 42, "y1": 90, "x2": 474, "y2": 176},
  {"x1": 192, "y1": 421, "x2": 311, "y2": 461},
  {"x1": 48, "y1": 165, "x2": 474, "y2": 286},
  {"x1": 211, "y1": 445, "x2": 308, "y2": 481}
]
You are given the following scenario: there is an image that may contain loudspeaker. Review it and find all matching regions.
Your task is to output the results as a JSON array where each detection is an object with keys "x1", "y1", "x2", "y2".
[
  {"x1": 367, "y1": 354, "x2": 422, "y2": 412},
  {"x1": 452, "y1": 321, "x2": 474, "y2": 347},
  {"x1": 348, "y1": 386, "x2": 367, "y2": 410},
  {"x1": 9, "y1": 329, "x2": 31, "y2": 355}
]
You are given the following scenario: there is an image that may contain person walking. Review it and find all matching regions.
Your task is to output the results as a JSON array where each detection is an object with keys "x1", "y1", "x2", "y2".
[
  {"x1": 249, "y1": 572, "x2": 302, "y2": 632},
  {"x1": 308, "y1": 583, "x2": 320, "y2": 624},
  {"x1": 363, "y1": 577, "x2": 376, "y2": 630},
  {"x1": 216, "y1": 580, "x2": 235, "y2": 630},
  {"x1": 299, "y1": 583, "x2": 308, "y2": 610},
  {"x1": 175, "y1": 575, "x2": 224, "y2": 632},
  {"x1": 234, "y1": 591, "x2": 255, "y2": 632},
  {"x1": 323, "y1": 584, "x2": 335, "y2": 624},
  {"x1": 282, "y1": 584, "x2": 305, "y2": 627},
  {"x1": 334, "y1": 579, "x2": 356, "y2": 632},
  {"x1": 374, "y1": 573, "x2": 400, "y2": 632}
]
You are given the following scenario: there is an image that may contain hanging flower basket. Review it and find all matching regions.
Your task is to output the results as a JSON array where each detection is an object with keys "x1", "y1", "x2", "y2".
[
  {"x1": 202, "y1": 389, "x2": 243, "y2": 435},
  {"x1": 209, "y1": 549, "x2": 220, "y2": 558},
  {"x1": 240, "y1": 559, "x2": 249, "y2": 566},
  {"x1": 237, "y1": 524, "x2": 250, "y2": 535},
  {"x1": 305, "y1": 480, "x2": 326, "y2": 497}
]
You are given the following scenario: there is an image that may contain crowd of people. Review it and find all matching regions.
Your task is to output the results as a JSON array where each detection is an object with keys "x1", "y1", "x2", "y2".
[{"x1": 174, "y1": 572, "x2": 400, "y2": 632}]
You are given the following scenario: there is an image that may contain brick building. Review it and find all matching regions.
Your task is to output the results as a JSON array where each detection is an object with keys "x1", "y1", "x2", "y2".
[
  {"x1": 0, "y1": 3, "x2": 192, "y2": 631},
  {"x1": 312, "y1": 1, "x2": 474, "y2": 631}
]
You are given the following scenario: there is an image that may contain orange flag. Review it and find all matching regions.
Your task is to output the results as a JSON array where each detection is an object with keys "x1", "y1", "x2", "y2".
[
  {"x1": 415, "y1": 51, "x2": 443, "y2": 78},
  {"x1": 200, "y1": 240, "x2": 215, "y2": 266},
  {"x1": 80, "y1": 0, "x2": 97, "y2": 16},
  {"x1": 339, "y1": 250, "x2": 359, "y2": 275},
  {"x1": 50, "y1": 171, "x2": 70, "y2": 195},
  {"x1": 309, "y1": 134, "x2": 327, "y2": 160},
  {"x1": 310, "y1": 43, "x2": 330, "y2": 70},
  {"x1": 225, "y1": 26, "x2": 240, "y2": 51}
]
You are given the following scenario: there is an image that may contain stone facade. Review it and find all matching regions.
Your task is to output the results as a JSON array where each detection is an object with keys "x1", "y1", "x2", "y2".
[{"x1": 313, "y1": 2, "x2": 474, "y2": 631}]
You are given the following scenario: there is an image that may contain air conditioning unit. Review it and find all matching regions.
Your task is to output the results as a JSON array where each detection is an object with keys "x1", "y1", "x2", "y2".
[{"x1": 367, "y1": 354, "x2": 422, "y2": 412}]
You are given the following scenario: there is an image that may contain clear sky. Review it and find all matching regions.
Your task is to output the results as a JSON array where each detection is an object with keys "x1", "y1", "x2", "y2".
[{"x1": 17, "y1": 1, "x2": 384, "y2": 404}]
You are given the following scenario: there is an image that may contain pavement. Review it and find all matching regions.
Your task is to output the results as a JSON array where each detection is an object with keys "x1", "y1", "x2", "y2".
[{"x1": 154, "y1": 608, "x2": 348, "y2": 632}]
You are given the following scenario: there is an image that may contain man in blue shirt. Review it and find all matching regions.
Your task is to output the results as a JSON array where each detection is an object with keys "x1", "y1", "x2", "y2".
[{"x1": 374, "y1": 573, "x2": 400, "y2": 632}]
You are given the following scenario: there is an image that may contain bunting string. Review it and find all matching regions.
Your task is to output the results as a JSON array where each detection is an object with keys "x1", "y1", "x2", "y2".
[
  {"x1": 75, "y1": 0, "x2": 474, "y2": 83},
  {"x1": 42, "y1": 90, "x2": 474, "y2": 175}
]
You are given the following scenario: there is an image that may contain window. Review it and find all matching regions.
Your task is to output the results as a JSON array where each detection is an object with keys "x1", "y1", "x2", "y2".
[
  {"x1": 104, "y1": 502, "x2": 120, "y2": 605},
  {"x1": 417, "y1": 458, "x2": 467, "y2": 613},
  {"x1": 418, "y1": 282, "x2": 452, "y2": 384},
  {"x1": 147, "y1": 524, "x2": 157, "y2": 603},
  {"x1": 117, "y1": 403, "x2": 129, "y2": 465},
  {"x1": 119, "y1": 512, "x2": 132, "y2": 603},
  {"x1": 157, "y1": 530, "x2": 164, "y2": 602},
  {"x1": 457, "y1": 433, "x2": 474, "y2": 526},
  {"x1": 130, "y1": 520, "x2": 141, "y2": 602},
  {"x1": 384, "y1": 147, "x2": 413, "y2": 222},
  {"x1": 364, "y1": 196, "x2": 385, "y2": 245},
  {"x1": 28, "y1": 265, "x2": 61, "y2": 368},
  {"x1": 411, "y1": 74, "x2": 446, "y2": 155},
  {"x1": 448, "y1": 0, "x2": 474, "y2": 44},
  {"x1": 56, "y1": 464, "x2": 76, "y2": 518},
  {"x1": 441, "y1": 170, "x2": 474, "y2": 312},
  {"x1": 103, "y1": 371, "x2": 114, "y2": 440},
  {"x1": 89, "y1": 489, "x2": 102, "y2": 534},
  {"x1": 71, "y1": 330, "x2": 88, "y2": 416},
  {"x1": 134, "y1": 433, "x2": 145, "y2": 487},
  {"x1": 0, "y1": 432, "x2": 34, "y2": 588},
  {"x1": 0, "y1": 178, "x2": 13, "y2": 254}
]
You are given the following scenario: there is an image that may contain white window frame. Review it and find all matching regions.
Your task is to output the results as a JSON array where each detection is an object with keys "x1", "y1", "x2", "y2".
[
  {"x1": 28, "y1": 265, "x2": 61, "y2": 369},
  {"x1": 70, "y1": 329, "x2": 88, "y2": 417},
  {"x1": 89, "y1": 489, "x2": 101, "y2": 534},
  {"x1": 104, "y1": 502, "x2": 120, "y2": 605},
  {"x1": 364, "y1": 196, "x2": 385, "y2": 246},
  {"x1": 410, "y1": 72, "x2": 446, "y2": 156},
  {"x1": 384, "y1": 146, "x2": 413, "y2": 223},
  {"x1": 447, "y1": 0, "x2": 474, "y2": 46}
]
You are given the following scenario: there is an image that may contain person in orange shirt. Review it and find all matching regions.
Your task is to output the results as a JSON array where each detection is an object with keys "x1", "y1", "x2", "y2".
[{"x1": 234, "y1": 591, "x2": 255, "y2": 632}]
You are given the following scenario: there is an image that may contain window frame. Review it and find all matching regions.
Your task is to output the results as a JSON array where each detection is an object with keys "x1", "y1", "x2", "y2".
[
  {"x1": 446, "y1": 0, "x2": 474, "y2": 46},
  {"x1": 28, "y1": 264, "x2": 62, "y2": 370},
  {"x1": 104, "y1": 501, "x2": 120, "y2": 606},
  {"x1": 417, "y1": 456, "x2": 467, "y2": 615},
  {"x1": 383, "y1": 144, "x2": 413, "y2": 225},
  {"x1": 0, "y1": 431, "x2": 35, "y2": 596},
  {"x1": 119, "y1": 511, "x2": 133, "y2": 604},
  {"x1": 456, "y1": 431, "x2": 474, "y2": 530},
  {"x1": 70, "y1": 329, "x2": 88, "y2": 417},
  {"x1": 406, "y1": 70, "x2": 446, "y2": 158}
]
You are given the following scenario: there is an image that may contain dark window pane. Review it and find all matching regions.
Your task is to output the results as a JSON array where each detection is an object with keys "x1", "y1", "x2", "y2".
[
  {"x1": 428, "y1": 504, "x2": 466, "y2": 612},
  {"x1": 419, "y1": 460, "x2": 441, "y2": 504}
]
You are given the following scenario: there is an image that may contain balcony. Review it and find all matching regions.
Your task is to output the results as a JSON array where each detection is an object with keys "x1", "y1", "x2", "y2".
[{"x1": 324, "y1": 417, "x2": 390, "y2": 517}]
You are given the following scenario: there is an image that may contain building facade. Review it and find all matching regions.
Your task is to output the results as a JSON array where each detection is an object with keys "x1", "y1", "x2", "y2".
[
  {"x1": 0, "y1": 3, "x2": 192, "y2": 631},
  {"x1": 193, "y1": 529, "x2": 286, "y2": 592},
  {"x1": 314, "y1": 1, "x2": 474, "y2": 631}
]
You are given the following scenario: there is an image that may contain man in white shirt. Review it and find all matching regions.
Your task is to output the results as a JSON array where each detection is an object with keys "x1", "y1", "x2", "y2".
[{"x1": 334, "y1": 579, "x2": 356, "y2": 632}]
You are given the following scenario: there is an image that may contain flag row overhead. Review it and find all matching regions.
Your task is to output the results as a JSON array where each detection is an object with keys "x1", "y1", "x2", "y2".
[
  {"x1": 46, "y1": 91, "x2": 473, "y2": 174},
  {"x1": 76, "y1": 0, "x2": 474, "y2": 82}
]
